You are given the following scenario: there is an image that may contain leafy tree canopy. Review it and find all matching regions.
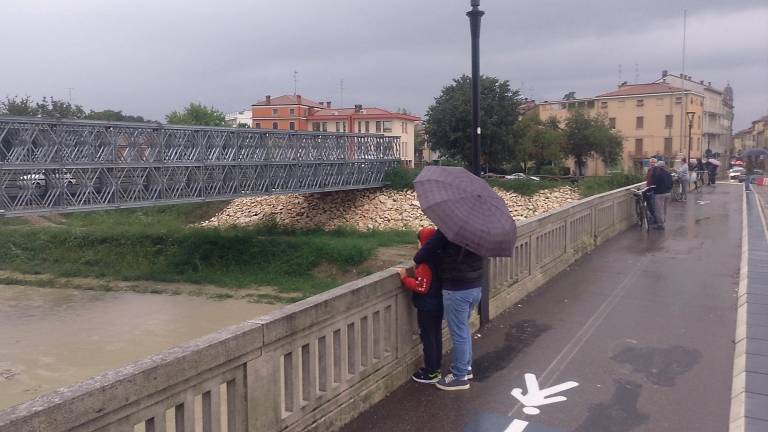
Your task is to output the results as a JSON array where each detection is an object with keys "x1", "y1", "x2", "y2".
[
  {"x1": 1, "y1": 95, "x2": 148, "y2": 122},
  {"x1": 514, "y1": 116, "x2": 565, "y2": 174},
  {"x1": 424, "y1": 75, "x2": 523, "y2": 168},
  {"x1": 85, "y1": 109, "x2": 147, "y2": 123},
  {"x1": 165, "y1": 102, "x2": 226, "y2": 127},
  {"x1": 563, "y1": 110, "x2": 623, "y2": 176}
]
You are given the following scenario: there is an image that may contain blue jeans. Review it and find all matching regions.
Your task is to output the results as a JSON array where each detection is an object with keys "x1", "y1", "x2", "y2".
[{"x1": 443, "y1": 287, "x2": 482, "y2": 378}]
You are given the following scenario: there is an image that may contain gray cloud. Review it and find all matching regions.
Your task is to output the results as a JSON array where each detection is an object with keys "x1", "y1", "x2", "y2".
[{"x1": 1, "y1": 0, "x2": 765, "y2": 129}]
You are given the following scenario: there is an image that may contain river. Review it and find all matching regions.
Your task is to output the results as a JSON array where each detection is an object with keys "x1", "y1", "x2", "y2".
[{"x1": 0, "y1": 284, "x2": 279, "y2": 410}]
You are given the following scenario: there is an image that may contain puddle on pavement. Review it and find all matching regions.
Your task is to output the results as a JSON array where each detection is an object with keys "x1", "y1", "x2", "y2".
[
  {"x1": 0, "y1": 284, "x2": 280, "y2": 410},
  {"x1": 574, "y1": 378, "x2": 649, "y2": 432},
  {"x1": 609, "y1": 345, "x2": 701, "y2": 387},
  {"x1": 472, "y1": 319, "x2": 552, "y2": 382}
]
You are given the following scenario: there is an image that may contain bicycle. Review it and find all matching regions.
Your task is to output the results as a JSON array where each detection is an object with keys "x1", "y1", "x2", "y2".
[
  {"x1": 629, "y1": 185, "x2": 655, "y2": 231},
  {"x1": 694, "y1": 170, "x2": 706, "y2": 192},
  {"x1": 671, "y1": 172, "x2": 684, "y2": 202}
]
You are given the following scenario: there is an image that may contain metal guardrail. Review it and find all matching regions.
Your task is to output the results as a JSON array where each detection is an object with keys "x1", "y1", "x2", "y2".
[{"x1": 0, "y1": 116, "x2": 400, "y2": 216}]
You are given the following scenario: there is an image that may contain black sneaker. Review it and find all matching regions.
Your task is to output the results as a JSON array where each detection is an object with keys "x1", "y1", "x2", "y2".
[
  {"x1": 436, "y1": 373, "x2": 470, "y2": 391},
  {"x1": 412, "y1": 368, "x2": 441, "y2": 384}
]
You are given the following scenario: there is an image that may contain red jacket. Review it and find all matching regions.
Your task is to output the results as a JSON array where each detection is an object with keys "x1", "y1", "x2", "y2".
[{"x1": 400, "y1": 227, "x2": 437, "y2": 295}]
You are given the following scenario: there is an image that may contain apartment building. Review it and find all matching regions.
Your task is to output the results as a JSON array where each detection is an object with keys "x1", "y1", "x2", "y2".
[
  {"x1": 534, "y1": 82, "x2": 705, "y2": 173},
  {"x1": 224, "y1": 110, "x2": 251, "y2": 127},
  {"x1": 653, "y1": 71, "x2": 734, "y2": 156},
  {"x1": 734, "y1": 116, "x2": 768, "y2": 153},
  {"x1": 249, "y1": 94, "x2": 420, "y2": 166}
]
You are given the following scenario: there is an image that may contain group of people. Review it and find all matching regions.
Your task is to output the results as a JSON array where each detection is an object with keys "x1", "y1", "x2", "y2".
[
  {"x1": 397, "y1": 227, "x2": 482, "y2": 391},
  {"x1": 644, "y1": 156, "x2": 718, "y2": 229}
]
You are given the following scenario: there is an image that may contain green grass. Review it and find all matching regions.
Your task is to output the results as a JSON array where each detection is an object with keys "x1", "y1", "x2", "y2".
[
  {"x1": 0, "y1": 204, "x2": 413, "y2": 296},
  {"x1": 577, "y1": 173, "x2": 644, "y2": 197}
]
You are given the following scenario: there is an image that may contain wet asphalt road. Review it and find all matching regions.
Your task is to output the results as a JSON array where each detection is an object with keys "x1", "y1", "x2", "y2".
[{"x1": 341, "y1": 184, "x2": 740, "y2": 432}]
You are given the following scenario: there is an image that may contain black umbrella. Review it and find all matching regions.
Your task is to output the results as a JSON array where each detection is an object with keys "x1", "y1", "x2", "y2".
[
  {"x1": 414, "y1": 166, "x2": 516, "y2": 257},
  {"x1": 742, "y1": 148, "x2": 768, "y2": 158}
]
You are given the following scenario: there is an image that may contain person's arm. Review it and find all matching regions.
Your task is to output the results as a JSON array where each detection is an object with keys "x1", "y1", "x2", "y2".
[
  {"x1": 399, "y1": 264, "x2": 432, "y2": 294},
  {"x1": 413, "y1": 230, "x2": 446, "y2": 264}
]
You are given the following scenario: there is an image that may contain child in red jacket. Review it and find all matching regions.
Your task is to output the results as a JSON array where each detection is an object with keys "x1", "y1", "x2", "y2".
[{"x1": 398, "y1": 227, "x2": 444, "y2": 383}]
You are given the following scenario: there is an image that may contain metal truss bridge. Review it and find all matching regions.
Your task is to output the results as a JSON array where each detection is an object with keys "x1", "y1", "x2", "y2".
[{"x1": 0, "y1": 116, "x2": 400, "y2": 217}]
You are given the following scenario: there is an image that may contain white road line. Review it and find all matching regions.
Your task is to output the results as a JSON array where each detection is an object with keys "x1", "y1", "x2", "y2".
[
  {"x1": 508, "y1": 254, "x2": 652, "y2": 416},
  {"x1": 504, "y1": 419, "x2": 529, "y2": 432}
]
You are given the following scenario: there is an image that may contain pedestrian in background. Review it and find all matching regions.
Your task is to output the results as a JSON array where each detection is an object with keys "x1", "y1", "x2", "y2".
[
  {"x1": 645, "y1": 158, "x2": 658, "y2": 224},
  {"x1": 675, "y1": 159, "x2": 689, "y2": 201},
  {"x1": 651, "y1": 161, "x2": 673, "y2": 229}
]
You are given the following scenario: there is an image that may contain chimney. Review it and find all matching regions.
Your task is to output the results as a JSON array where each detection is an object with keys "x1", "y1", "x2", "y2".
[
  {"x1": 326, "y1": 101, "x2": 331, "y2": 108},
  {"x1": 662, "y1": 70, "x2": 668, "y2": 78},
  {"x1": 708, "y1": 81, "x2": 712, "y2": 86},
  {"x1": 354, "y1": 104, "x2": 363, "y2": 113},
  {"x1": 265, "y1": 95, "x2": 271, "y2": 105},
  {"x1": 700, "y1": 80, "x2": 704, "y2": 84},
  {"x1": 319, "y1": 102, "x2": 324, "y2": 108},
  {"x1": 619, "y1": 81, "x2": 628, "y2": 88},
  {"x1": 296, "y1": 95, "x2": 302, "y2": 104}
]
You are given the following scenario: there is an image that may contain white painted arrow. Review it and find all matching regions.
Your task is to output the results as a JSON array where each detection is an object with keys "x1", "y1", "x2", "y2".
[{"x1": 511, "y1": 373, "x2": 579, "y2": 415}]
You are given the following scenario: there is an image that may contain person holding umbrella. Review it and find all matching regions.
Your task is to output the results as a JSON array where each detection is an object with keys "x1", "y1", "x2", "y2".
[{"x1": 413, "y1": 166, "x2": 517, "y2": 391}]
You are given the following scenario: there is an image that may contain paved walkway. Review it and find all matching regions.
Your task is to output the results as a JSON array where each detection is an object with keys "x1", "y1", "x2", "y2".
[{"x1": 342, "y1": 184, "x2": 741, "y2": 432}]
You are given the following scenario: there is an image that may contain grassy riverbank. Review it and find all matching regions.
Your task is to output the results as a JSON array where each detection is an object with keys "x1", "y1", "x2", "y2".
[{"x1": 0, "y1": 204, "x2": 413, "y2": 299}]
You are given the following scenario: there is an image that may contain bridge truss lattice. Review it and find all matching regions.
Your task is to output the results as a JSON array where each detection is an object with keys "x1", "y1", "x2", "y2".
[{"x1": 0, "y1": 116, "x2": 400, "y2": 216}]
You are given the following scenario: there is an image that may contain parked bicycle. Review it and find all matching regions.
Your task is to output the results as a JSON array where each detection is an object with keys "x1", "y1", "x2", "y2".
[
  {"x1": 630, "y1": 185, "x2": 655, "y2": 231},
  {"x1": 694, "y1": 170, "x2": 707, "y2": 192},
  {"x1": 671, "y1": 172, "x2": 684, "y2": 202}
]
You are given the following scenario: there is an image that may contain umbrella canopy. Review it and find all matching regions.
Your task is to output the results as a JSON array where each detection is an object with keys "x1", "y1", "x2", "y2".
[
  {"x1": 414, "y1": 166, "x2": 516, "y2": 257},
  {"x1": 742, "y1": 148, "x2": 768, "y2": 158}
]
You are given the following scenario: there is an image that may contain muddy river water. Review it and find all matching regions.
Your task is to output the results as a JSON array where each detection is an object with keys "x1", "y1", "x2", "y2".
[{"x1": 0, "y1": 284, "x2": 279, "y2": 410}]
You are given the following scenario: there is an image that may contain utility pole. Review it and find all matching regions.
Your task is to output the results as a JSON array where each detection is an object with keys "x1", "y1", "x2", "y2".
[
  {"x1": 293, "y1": 71, "x2": 299, "y2": 96},
  {"x1": 340, "y1": 79, "x2": 344, "y2": 108},
  {"x1": 66, "y1": 87, "x2": 74, "y2": 103}
]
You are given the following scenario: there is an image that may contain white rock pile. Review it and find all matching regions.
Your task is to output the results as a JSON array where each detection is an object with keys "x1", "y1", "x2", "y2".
[{"x1": 201, "y1": 187, "x2": 580, "y2": 231}]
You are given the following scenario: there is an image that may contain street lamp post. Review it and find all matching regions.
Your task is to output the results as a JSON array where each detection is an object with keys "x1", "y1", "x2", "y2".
[
  {"x1": 467, "y1": 0, "x2": 484, "y2": 177},
  {"x1": 467, "y1": 0, "x2": 489, "y2": 326},
  {"x1": 686, "y1": 112, "x2": 695, "y2": 164}
]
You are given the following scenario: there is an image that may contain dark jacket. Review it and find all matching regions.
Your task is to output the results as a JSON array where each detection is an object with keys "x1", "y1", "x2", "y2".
[
  {"x1": 651, "y1": 167, "x2": 673, "y2": 194},
  {"x1": 414, "y1": 230, "x2": 483, "y2": 291}
]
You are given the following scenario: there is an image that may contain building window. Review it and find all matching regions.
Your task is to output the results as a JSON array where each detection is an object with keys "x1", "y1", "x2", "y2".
[
  {"x1": 665, "y1": 114, "x2": 673, "y2": 129},
  {"x1": 636, "y1": 116, "x2": 644, "y2": 129},
  {"x1": 312, "y1": 122, "x2": 321, "y2": 132},
  {"x1": 289, "y1": 108, "x2": 295, "y2": 116},
  {"x1": 272, "y1": 122, "x2": 279, "y2": 130},
  {"x1": 404, "y1": 122, "x2": 408, "y2": 133},
  {"x1": 254, "y1": 122, "x2": 261, "y2": 129},
  {"x1": 304, "y1": 109, "x2": 308, "y2": 116},
  {"x1": 600, "y1": 101, "x2": 608, "y2": 109},
  {"x1": 335, "y1": 122, "x2": 341, "y2": 132},
  {"x1": 289, "y1": 121, "x2": 295, "y2": 131},
  {"x1": 383, "y1": 121, "x2": 392, "y2": 133},
  {"x1": 322, "y1": 122, "x2": 328, "y2": 132},
  {"x1": 664, "y1": 137, "x2": 673, "y2": 155},
  {"x1": 376, "y1": 121, "x2": 382, "y2": 133},
  {"x1": 608, "y1": 117, "x2": 616, "y2": 129},
  {"x1": 365, "y1": 121, "x2": 370, "y2": 133},
  {"x1": 343, "y1": 122, "x2": 347, "y2": 132},
  {"x1": 272, "y1": 108, "x2": 278, "y2": 116},
  {"x1": 635, "y1": 138, "x2": 643, "y2": 155},
  {"x1": 675, "y1": 96, "x2": 682, "y2": 104},
  {"x1": 636, "y1": 99, "x2": 644, "y2": 107}
]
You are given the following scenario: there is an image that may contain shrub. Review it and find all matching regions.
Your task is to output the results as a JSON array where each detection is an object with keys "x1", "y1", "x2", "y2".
[
  {"x1": 577, "y1": 172, "x2": 643, "y2": 197},
  {"x1": 383, "y1": 166, "x2": 421, "y2": 190}
]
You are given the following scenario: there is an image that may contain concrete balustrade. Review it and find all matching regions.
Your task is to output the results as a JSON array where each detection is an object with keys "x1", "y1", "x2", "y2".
[{"x1": 0, "y1": 184, "x2": 639, "y2": 432}]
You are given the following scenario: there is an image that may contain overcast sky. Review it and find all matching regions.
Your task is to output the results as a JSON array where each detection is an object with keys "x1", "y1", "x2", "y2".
[{"x1": 2, "y1": 0, "x2": 766, "y2": 130}]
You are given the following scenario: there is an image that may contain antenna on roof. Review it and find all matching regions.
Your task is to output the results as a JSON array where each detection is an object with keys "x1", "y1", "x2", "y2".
[
  {"x1": 340, "y1": 79, "x2": 344, "y2": 108},
  {"x1": 293, "y1": 71, "x2": 299, "y2": 96},
  {"x1": 66, "y1": 87, "x2": 74, "y2": 102},
  {"x1": 618, "y1": 64, "x2": 623, "y2": 86},
  {"x1": 634, "y1": 62, "x2": 639, "y2": 83}
]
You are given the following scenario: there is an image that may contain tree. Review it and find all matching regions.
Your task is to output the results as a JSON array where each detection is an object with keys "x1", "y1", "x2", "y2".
[
  {"x1": 563, "y1": 110, "x2": 623, "y2": 176},
  {"x1": 86, "y1": 109, "x2": 147, "y2": 122},
  {"x1": 36, "y1": 97, "x2": 87, "y2": 119},
  {"x1": 424, "y1": 75, "x2": 523, "y2": 169},
  {"x1": 1, "y1": 95, "x2": 40, "y2": 116},
  {"x1": 165, "y1": 103, "x2": 226, "y2": 126},
  {"x1": 515, "y1": 116, "x2": 565, "y2": 174}
]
